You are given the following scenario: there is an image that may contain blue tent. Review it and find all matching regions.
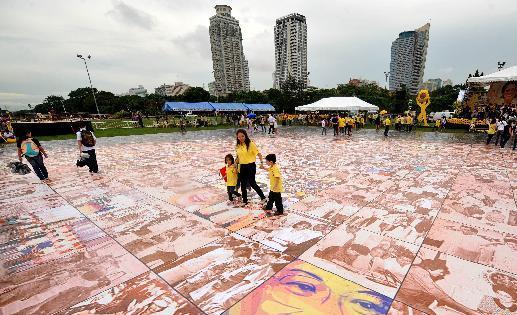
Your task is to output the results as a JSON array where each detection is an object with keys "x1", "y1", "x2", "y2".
[
  {"x1": 244, "y1": 103, "x2": 276, "y2": 112},
  {"x1": 163, "y1": 102, "x2": 214, "y2": 112},
  {"x1": 209, "y1": 102, "x2": 248, "y2": 111}
]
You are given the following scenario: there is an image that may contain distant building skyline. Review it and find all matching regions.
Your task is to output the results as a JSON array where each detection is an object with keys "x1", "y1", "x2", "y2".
[
  {"x1": 209, "y1": 5, "x2": 250, "y2": 97},
  {"x1": 389, "y1": 23, "x2": 430, "y2": 95},
  {"x1": 154, "y1": 82, "x2": 190, "y2": 97},
  {"x1": 273, "y1": 13, "x2": 308, "y2": 89},
  {"x1": 119, "y1": 85, "x2": 148, "y2": 97}
]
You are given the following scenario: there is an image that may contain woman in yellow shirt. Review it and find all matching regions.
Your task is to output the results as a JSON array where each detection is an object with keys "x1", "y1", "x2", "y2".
[
  {"x1": 235, "y1": 129, "x2": 266, "y2": 205},
  {"x1": 486, "y1": 119, "x2": 497, "y2": 145}
]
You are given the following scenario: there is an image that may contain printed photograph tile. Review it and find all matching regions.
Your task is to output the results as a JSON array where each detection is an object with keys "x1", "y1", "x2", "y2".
[
  {"x1": 0, "y1": 191, "x2": 68, "y2": 217},
  {"x1": 223, "y1": 260, "x2": 392, "y2": 315},
  {"x1": 387, "y1": 300, "x2": 429, "y2": 315},
  {"x1": 345, "y1": 206, "x2": 434, "y2": 245},
  {"x1": 288, "y1": 195, "x2": 359, "y2": 224},
  {"x1": 113, "y1": 202, "x2": 227, "y2": 269},
  {"x1": 0, "y1": 237, "x2": 148, "y2": 315},
  {"x1": 396, "y1": 247, "x2": 517, "y2": 315},
  {"x1": 195, "y1": 201, "x2": 268, "y2": 231},
  {"x1": 60, "y1": 271, "x2": 201, "y2": 315},
  {"x1": 236, "y1": 212, "x2": 333, "y2": 257},
  {"x1": 168, "y1": 186, "x2": 227, "y2": 213},
  {"x1": 155, "y1": 234, "x2": 293, "y2": 315},
  {"x1": 423, "y1": 218, "x2": 517, "y2": 274},
  {"x1": 299, "y1": 227, "x2": 419, "y2": 298},
  {"x1": 0, "y1": 205, "x2": 106, "y2": 276}
]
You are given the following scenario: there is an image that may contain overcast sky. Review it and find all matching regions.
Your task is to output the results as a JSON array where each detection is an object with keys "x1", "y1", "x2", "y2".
[{"x1": 1, "y1": 0, "x2": 516, "y2": 110}]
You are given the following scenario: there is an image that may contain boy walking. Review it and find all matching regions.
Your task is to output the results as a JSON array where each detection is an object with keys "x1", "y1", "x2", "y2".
[
  {"x1": 76, "y1": 122, "x2": 98, "y2": 173},
  {"x1": 261, "y1": 154, "x2": 284, "y2": 216}
]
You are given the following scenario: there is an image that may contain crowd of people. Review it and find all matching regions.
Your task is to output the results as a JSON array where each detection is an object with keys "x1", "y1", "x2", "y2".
[
  {"x1": 486, "y1": 116, "x2": 517, "y2": 150},
  {"x1": 0, "y1": 113, "x2": 15, "y2": 142}
]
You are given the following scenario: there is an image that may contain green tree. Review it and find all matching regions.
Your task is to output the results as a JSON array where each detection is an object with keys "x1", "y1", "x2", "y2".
[
  {"x1": 34, "y1": 95, "x2": 65, "y2": 113},
  {"x1": 429, "y1": 85, "x2": 461, "y2": 112},
  {"x1": 181, "y1": 87, "x2": 210, "y2": 102},
  {"x1": 278, "y1": 75, "x2": 305, "y2": 112},
  {"x1": 144, "y1": 93, "x2": 166, "y2": 115}
]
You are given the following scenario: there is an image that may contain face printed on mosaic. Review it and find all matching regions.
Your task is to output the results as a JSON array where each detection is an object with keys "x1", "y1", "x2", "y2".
[{"x1": 226, "y1": 260, "x2": 392, "y2": 315}]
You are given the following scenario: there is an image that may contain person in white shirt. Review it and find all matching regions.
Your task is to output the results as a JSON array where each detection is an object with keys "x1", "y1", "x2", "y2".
[
  {"x1": 494, "y1": 119, "x2": 507, "y2": 145},
  {"x1": 267, "y1": 115, "x2": 276, "y2": 134},
  {"x1": 76, "y1": 121, "x2": 98, "y2": 173},
  {"x1": 321, "y1": 119, "x2": 327, "y2": 135}
]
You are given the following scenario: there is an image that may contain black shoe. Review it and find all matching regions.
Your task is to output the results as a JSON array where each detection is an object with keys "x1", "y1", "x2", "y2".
[{"x1": 273, "y1": 211, "x2": 284, "y2": 216}]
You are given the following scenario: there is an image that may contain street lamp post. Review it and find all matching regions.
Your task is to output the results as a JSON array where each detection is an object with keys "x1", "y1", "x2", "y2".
[
  {"x1": 384, "y1": 71, "x2": 390, "y2": 89},
  {"x1": 76, "y1": 54, "x2": 100, "y2": 115},
  {"x1": 497, "y1": 61, "x2": 506, "y2": 71}
]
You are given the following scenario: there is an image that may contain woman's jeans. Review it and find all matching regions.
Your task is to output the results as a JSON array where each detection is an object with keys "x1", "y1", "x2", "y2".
[{"x1": 26, "y1": 154, "x2": 48, "y2": 180}]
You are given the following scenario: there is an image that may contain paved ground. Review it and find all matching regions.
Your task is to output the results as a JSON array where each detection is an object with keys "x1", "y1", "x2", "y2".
[{"x1": 1, "y1": 127, "x2": 516, "y2": 315}]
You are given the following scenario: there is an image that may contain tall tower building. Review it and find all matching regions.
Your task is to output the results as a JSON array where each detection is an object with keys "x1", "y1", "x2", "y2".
[
  {"x1": 274, "y1": 13, "x2": 307, "y2": 89},
  {"x1": 209, "y1": 5, "x2": 250, "y2": 97},
  {"x1": 389, "y1": 23, "x2": 430, "y2": 95}
]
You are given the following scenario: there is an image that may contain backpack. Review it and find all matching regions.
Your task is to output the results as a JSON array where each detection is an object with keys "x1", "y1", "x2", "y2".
[
  {"x1": 20, "y1": 138, "x2": 40, "y2": 157},
  {"x1": 80, "y1": 130, "x2": 96, "y2": 147}
]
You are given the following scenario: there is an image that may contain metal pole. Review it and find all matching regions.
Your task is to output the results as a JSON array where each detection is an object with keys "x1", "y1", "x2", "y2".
[{"x1": 78, "y1": 56, "x2": 100, "y2": 115}]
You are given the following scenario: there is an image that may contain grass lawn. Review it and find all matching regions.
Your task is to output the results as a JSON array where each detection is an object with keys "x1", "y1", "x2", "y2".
[{"x1": 35, "y1": 124, "x2": 234, "y2": 142}]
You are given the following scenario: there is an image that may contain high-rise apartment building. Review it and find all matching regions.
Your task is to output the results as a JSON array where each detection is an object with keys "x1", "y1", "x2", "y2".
[
  {"x1": 389, "y1": 23, "x2": 430, "y2": 95},
  {"x1": 273, "y1": 13, "x2": 307, "y2": 89},
  {"x1": 209, "y1": 5, "x2": 250, "y2": 97}
]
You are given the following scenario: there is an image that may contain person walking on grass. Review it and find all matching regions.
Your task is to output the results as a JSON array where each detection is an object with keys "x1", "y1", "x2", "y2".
[
  {"x1": 235, "y1": 129, "x2": 266, "y2": 206},
  {"x1": 17, "y1": 130, "x2": 49, "y2": 182},
  {"x1": 76, "y1": 122, "x2": 98, "y2": 174},
  {"x1": 261, "y1": 154, "x2": 284, "y2": 216}
]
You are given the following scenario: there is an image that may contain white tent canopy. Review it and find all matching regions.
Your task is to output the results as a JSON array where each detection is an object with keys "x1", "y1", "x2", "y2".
[
  {"x1": 467, "y1": 65, "x2": 517, "y2": 85},
  {"x1": 295, "y1": 97, "x2": 379, "y2": 112}
]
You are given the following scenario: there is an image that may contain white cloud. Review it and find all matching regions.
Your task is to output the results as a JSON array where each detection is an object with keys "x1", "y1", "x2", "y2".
[{"x1": 1, "y1": 0, "x2": 516, "y2": 110}]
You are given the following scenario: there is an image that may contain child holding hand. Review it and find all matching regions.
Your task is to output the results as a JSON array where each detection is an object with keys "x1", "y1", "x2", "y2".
[
  {"x1": 223, "y1": 154, "x2": 241, "y2": 204},
  {"x1": 260, "y1": 154, "x2": 284, "y2": 216}
]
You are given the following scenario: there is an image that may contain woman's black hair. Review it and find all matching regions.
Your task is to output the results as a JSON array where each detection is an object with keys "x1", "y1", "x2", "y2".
[
  {"x1": 225, "y1": 154, "x2": 234, "y2": 164},
  {"x1": 19, "y1": 129, "x2": 31, "y2": 141},
  {"x1": 236, "y1": 128, "x2": 251, "y2": 150}
]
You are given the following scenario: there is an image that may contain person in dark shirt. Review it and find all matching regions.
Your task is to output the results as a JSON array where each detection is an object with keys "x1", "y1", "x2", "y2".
[{"x1": 16, "y1": 130, "x2": 49, "y2": 181}]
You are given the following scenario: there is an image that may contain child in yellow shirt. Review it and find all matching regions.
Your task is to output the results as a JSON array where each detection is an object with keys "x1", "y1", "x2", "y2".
[
  {"x1": 261, "y1": 154, "x2": 284, "y2": 216},
  {"x1": 224, "y1": 154, "x2": 241, "y2": 204}
]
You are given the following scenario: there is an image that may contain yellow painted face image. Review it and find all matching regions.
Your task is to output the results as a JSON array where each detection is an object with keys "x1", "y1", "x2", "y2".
[{"x1": 225, "y1": 260, "x2": 392, "y2": 315}]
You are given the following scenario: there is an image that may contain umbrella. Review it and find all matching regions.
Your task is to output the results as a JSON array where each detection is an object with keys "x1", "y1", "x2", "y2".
[{"x1": 247, "y1": 113, "x2": 257, "y2": 118}]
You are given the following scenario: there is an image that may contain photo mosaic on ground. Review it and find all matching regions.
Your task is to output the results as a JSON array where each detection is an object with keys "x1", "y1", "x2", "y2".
[{"x1": 0, "y1": 127, "x2": 516, "y2": 315}]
